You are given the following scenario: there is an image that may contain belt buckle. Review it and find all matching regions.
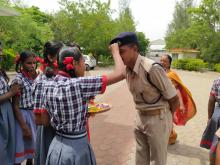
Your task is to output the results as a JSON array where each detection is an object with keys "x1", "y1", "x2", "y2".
[{"x1": 139, "y1": 110, "x2": 160, "y2": 116}]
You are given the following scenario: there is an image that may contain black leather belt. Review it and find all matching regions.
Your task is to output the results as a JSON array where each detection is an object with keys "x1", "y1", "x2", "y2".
[{"x1": 20, "y1": 108, "x2": 33, "y2": 111}]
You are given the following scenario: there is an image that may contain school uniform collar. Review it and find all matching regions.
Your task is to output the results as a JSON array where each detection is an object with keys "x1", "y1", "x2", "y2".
[
  {"x1": 133, "y1": 54, "x2": 142, "y2": 74},
  {"x1": 21, "y1": 69, "x2": 35, "y2": 81}
]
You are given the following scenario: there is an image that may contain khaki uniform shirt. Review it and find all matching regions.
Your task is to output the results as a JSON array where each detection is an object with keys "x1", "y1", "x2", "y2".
[{"x1": 126, "y1": 55, "x2": 176, "y2": 111}]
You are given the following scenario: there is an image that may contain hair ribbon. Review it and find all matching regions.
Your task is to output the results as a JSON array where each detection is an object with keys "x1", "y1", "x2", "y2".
[
  {"x1": 63, "y1": 57, "x2": 74, "y2": 70},
  {"x1": 15, "y1": 54, "x2": 20, "y2": 64}
]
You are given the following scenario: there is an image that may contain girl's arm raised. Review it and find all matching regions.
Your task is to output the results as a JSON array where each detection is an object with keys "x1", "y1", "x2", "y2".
[{"x1": 106, "y1": 43, "x2": 125, "y2": 86}]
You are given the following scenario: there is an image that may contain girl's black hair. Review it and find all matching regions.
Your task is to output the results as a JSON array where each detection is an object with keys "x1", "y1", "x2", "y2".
[
  {"x1": 0, "y1": 69, "x2": 9, "y2": 83},
  {"x1": 43, "y1": 41, "x2": 63, "y2": 64},
  {"x1": 66, "y1": 42, "x2": 81, "y2": 51},
  {"x1": 58, "y1": 46, "x2": 82, "y2": 78},
  {"x1": 43, "y1": 41, "x2": 63, "y2": 78},
  {"x1": 15, "y1": 50, "x2": 36, "y2": 73}
]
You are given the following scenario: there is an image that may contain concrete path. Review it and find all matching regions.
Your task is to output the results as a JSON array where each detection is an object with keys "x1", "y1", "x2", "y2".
[
  {"x1": 89, "y1": 69, "x2": 220, "y2": 165},
  {"x1": 16, "y1": 68, "x2": 220, "y2": 165}
]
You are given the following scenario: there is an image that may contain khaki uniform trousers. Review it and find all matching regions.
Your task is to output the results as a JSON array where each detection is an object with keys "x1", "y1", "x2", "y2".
[{"x1": 134, "y1": 108, "x2": 172, "y2": 165}]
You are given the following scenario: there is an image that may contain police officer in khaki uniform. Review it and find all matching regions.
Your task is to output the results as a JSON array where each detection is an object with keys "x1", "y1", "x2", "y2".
[{"x1": 109, "y1": 32, "x2": 179, "y2": 165}]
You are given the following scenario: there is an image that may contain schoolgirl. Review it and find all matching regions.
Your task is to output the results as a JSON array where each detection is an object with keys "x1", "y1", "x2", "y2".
[
  {"x1": 66, "y1": 42, "x2": 93, "y2": 141},
  {"x1": 0, "y1": 43, "x2": 21, "y2": 165},
  {"x1": 200, "y1": 77, "x2": 220, "y2": 164},
  {"x1": 11, "y1": 51, "x2": 37, "y2": 165},
  {"x1": 34, "y1": 45, "x2": 124, "y2": 165},
  {"x1": 33, "y1": 41, "x2": 63, "y2": 165}
]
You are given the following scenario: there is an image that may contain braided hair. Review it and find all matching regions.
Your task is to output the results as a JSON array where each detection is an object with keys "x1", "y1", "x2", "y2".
[
  {"x1": 0, "y1": 69, "x2": 9, "y2": 83},
  {"x1": 58, "y1": 47, "x2": 83, "y2": 78},
  {"x1": 43, "y1": 41, "x2": 63, "y2": 78},
  {"x1": 43, "y1": 41, "x2": 63, "y2": 63}
]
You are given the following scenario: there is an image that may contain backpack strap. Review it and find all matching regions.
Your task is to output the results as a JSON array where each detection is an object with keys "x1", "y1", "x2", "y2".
[
  {"x1": 146, "y1": 62, "x2": 164, "y2": 91},
  {"x1": 140, "y1": 58, "x2": 163, "y2": 104}
]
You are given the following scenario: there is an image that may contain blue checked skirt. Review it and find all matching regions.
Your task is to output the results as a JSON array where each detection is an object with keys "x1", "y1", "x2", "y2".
[
  {"x1": 0, "y1": 101, "x2": 15, "y2": 165},
  {"x1": 35, "y1": 125, "x2": 55, "y2": 165},
  {"x1": 15, "y1": 109, "x2": 37, "y2": 163},
  {"x1": 200, "y1": 104, "x2": 220, "y2": 155},
  {"x1": 46, "y1": 132, "x2": 96, "y2": 165}
]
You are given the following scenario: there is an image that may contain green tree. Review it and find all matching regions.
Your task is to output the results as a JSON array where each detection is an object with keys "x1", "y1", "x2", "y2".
[
  {"x1": 189, "y1": 0, "x2": 220, "y2": 62},
  {"x1": 0, "y1": 2, "x2": 54, "y2": 70},
  {"x1": 136, "y1": 32, "x2": 149, "y2": 56},
  {"x1": 165, "y1": 0, "x2": 194, "y2": 49},
  {"x1": 166, "y1": 0, "x2": 193, "y2": 35},
  {"x1": 166, "y1": 0, "x2": 220, "y2": 63},
  {"x1": 52, "y1": 0, "x2": 136, "y2": 61}
]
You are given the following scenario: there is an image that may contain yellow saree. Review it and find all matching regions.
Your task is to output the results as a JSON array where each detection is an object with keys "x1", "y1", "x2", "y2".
[{"x1": 167, "y1": 70, "x2": 197, "y2": 125}]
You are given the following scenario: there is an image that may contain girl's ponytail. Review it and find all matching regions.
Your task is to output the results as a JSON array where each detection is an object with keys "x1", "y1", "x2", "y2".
[
  {"x1": 58, "y1": 47, "x2": 82, "y2": 78},
  {"x1": 0, "y1": 69, "x2": 9, "y2": 83},
  {"x1": 43, "y1": 41, "x2": 63, "y2": 78},
  {"x1": 15, "y1": 54, "x2": 21, "y2": 73}
]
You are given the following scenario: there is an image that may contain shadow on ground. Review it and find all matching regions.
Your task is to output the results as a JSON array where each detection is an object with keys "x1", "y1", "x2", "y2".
[
  {"x1": 168, "y1": 142, "x2": 209, "y2": 165},
  {"x1": 90, "y1": 114, "x2": 134, "y2": 165}
]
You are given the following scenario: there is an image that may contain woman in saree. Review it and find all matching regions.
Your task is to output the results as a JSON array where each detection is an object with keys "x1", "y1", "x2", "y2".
[{"x1": 160, "y1": 54, "x2": 197, "y2": 145}]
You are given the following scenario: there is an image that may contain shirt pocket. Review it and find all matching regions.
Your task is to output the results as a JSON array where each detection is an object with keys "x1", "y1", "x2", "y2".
[{"x1": 138, "y1": 76, "x2": 162, "y2": 104}]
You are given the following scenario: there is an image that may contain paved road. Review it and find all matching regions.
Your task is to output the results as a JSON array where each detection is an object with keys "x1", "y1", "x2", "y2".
[
  {"x1": 14, "y1": 67, "x2": 220, "y2": 165},
  {"x1": 88, "y1": 68, "x2": 220, "y2": 165}
]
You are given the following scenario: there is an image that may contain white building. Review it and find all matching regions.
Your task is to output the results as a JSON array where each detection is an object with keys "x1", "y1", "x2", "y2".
[
  {"x1": 147, "y1": 39, "x2": 199, "y2": 61},
  {"x1": 147, "y1": 39, "x2": 169, "y2": 57},
  {"x1": 169, "y1": 48, "x2": 200, "y2": 60}
]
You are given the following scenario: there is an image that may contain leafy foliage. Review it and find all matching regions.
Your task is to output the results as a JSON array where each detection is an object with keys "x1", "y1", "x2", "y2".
[
  {"x1": 172, "y1": 58, "x2": 208, "y2": 71},
  {"x1": 0, "y1": 0, "x2": 150, "y2": 70},
  {"x1": 137, "y1": 32, "x2": 149, "y2": 55},
  {"x1": 0, "y1": 48, "x2": 16, "y2": 70},
  {"x1": 214, "y1": 63, "x2": 220, "y2": 72},
  {"x1": 166, "y1": 0, "x2": 220, "y2": 64},
  {"x1": 51, "y1": 0, "x2": 139, "y2": 61}
]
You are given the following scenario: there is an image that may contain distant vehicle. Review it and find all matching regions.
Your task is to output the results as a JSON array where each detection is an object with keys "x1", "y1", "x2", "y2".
[{"x1": 83, "y1": 55, "x2": 97, "y2": 71}]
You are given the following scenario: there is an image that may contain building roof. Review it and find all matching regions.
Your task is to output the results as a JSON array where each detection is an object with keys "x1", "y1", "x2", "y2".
[
  {"x1": 150, "y1": 39, "x2": 165, "y2": 45},
  {"x1": 169, "y1": 48, "x2": 200, "y2": 53}
]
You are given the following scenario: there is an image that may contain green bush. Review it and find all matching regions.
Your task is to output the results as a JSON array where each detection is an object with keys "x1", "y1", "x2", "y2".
[
  {"x1": 172, "y1": 58, "x2": 208, "y2": 71},
  {"x1": 98, "y1": 55, "x2": 113, "y2": 67},
  {"x1": 214, "y1": 63, "x2": 220, "y2": 72},
  {"x1": 172, "y1": 59, "x2": 188, "y2": 69},
  {"x1": 0, "y1": 48, "x2": 16, "y2": 70}
]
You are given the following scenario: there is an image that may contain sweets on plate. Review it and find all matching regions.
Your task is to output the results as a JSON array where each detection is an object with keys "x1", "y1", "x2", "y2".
[{"x1": 88, "y1": 103, "x2": 111, "y2": 113}]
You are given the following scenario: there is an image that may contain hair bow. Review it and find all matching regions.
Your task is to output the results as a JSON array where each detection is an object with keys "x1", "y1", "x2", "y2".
[
  {"x1": 63, "y1": 57, "x2": 74, "y2": 70},
  {"x1": 15, "y1": 54, "x2": 20, "y2": 64},
  {"x1": 35, "y1": 56, "x2": 44, "y2": 64}
]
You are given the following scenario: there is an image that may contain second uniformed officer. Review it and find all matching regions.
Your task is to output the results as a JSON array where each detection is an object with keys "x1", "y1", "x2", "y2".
[{"x1": 109, "y1": 32, "x2": 179, "y2": 165}]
